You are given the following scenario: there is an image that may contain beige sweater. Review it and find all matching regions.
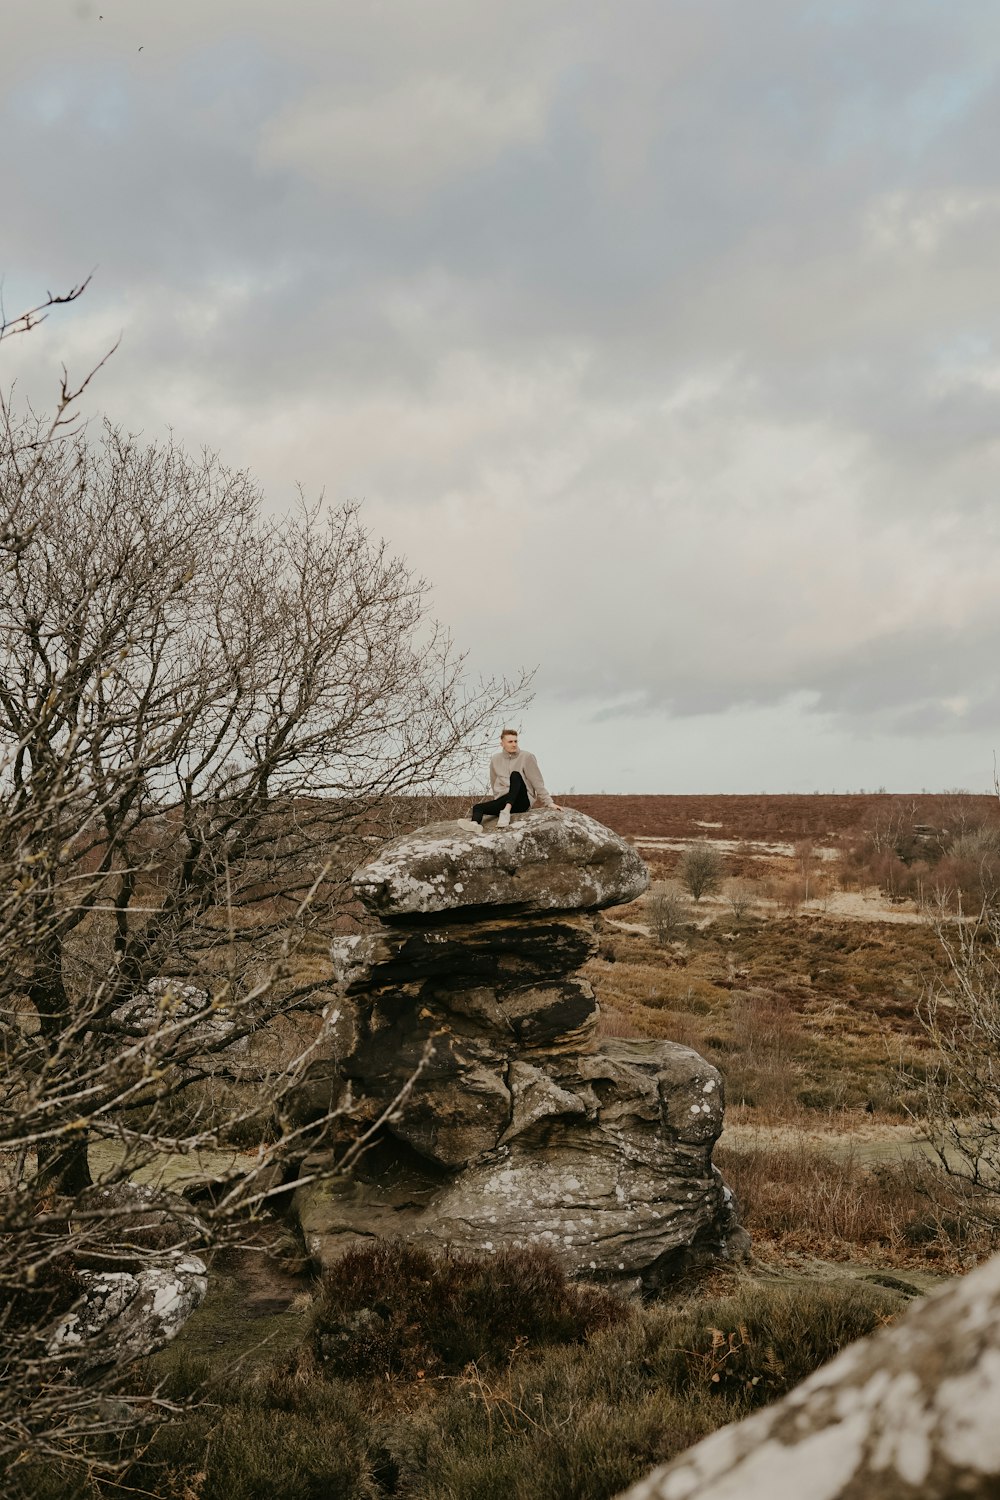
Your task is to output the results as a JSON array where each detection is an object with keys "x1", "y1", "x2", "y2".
[{"x1": 489, "y1": 749, "x2": 554, "y2": 808}]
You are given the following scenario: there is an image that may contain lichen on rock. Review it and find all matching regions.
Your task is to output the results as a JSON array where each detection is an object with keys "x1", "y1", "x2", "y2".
[{"x1": 351, "y1": 807, "x2": 649, "y2": 919}]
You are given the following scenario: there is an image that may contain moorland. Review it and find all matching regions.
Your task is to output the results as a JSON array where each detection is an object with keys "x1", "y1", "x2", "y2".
[{"x1": 24, "y1": 791, "x2": 1000, "y2": 1500}]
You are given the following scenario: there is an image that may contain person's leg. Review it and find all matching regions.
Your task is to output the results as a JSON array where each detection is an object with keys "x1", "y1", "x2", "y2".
[
  {"x1": 507, "y1": 771, "x2": 530, "y2": 813},
  {"x1": 471, "y1": 792, "x2": 509, "y2": 823},
  {"x1": 471, "y1": 773, "x2": 530, "y2": 824}
]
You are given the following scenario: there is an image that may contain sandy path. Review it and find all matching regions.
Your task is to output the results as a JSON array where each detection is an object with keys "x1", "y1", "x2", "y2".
[{"x1": 717, "y1": 1119, "x2": 932, "y2": 1166}]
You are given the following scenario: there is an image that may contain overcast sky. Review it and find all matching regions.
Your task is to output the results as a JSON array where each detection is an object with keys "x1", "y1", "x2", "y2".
[{"x1": 5, "y1": 0, "x2": 1000, "y2": 793}]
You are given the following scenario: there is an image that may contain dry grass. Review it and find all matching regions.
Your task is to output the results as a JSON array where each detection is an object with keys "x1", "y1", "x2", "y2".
[
  {"x1": 586, "y1": 909, "x2": 941, "y2": 1123},
  {"x1": 716, "y1": 1137, "x2": 996, "y2": 1270},
  {"x1": 18, "y1": 1256, "x2": 908, "y2": 1500}
]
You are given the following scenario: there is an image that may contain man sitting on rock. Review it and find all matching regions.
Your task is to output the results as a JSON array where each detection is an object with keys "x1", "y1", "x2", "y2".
[{"x1": 470, "y1": 728, "x2": 557, "y2": 828}]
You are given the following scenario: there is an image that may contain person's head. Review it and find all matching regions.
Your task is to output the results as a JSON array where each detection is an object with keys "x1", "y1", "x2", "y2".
[{"x1": 500, "y1": 728, "x2": 519, "y2": 753}]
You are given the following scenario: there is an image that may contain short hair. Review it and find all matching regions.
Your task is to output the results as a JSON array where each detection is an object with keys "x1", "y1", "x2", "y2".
[{"x1": 500, "y1": 728, "x2": 519, "y2": 739}]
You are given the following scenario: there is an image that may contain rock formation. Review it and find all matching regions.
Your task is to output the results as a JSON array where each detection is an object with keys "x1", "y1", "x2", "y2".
[
  {"x1": 294, "y1": 808, "x2": 747, "y2": 1289},
  {"x1": 616, "y1": 1248, "x2": 1000, "y2": 1500},
  {"x1": 48, "y1": 1257, "x2": 208, "y2": 1366},
  {"x1": 48, "y1": 1184, "x2": 208, "y2": 1367}
]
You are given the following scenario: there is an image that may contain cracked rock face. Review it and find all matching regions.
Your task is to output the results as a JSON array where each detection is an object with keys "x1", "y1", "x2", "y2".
[
  {"x1": 295, "y1": 811, "x2": 741, "y2": 1288},
  {"x1": 616, "y1": 1248, "x2": 1000, "y2": 1500},
  {"x1": 297, "y1": 1038, "x2": 738, "y2": 1285},
  {"x1": 351, "y1": 807, "x2": 649, "y2": 919}
]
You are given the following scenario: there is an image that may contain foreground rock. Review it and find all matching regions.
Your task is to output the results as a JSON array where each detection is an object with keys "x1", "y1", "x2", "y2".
[
  {"x1": 49, "y1": 1257, "x2": 208, "y2": 1366},
  {"x1": 293, "y1": 809, "x2": 744, "y2": 1289},
  {"x1": 616, "y1": 1250, "x2": 1000, "y2": 1499}
]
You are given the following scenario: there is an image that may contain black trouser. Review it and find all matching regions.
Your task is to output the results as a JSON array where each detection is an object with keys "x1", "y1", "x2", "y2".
[{"x1": 471, "y1": 771, "x2": 530, "y2": 824}]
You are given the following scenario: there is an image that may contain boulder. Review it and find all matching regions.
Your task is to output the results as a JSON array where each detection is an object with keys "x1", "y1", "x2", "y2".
[
  {"x1": 48, "y1": 1183, "x2": 208, "y2": 1367},
  {"x1": 48, "y1": 1256, "x2": 208, "y2": 1366},
  {"x1": 616, "y1": 1248, "x2": 1000, "y2": 1500},
  {"x1": 351, "y1": 808, "x2": 648, "y2": 920},
  {"x1": 71, "y1": 1181, "x2": 204, "y2": 1265},
  {"x1": 107, "y1": 980, "x2": 251, "y2": 1093},
  {"x1": 295, "y1": 1039, "x2": 742, "y2": 1288}
]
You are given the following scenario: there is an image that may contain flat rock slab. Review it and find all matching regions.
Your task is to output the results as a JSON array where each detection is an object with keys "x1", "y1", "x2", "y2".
[
  {"x1": 331, "y1": 914, "x2": 599, "y2": 991},
  {"x1": 351, "y1": 807, "x2": 649, "y2": 920},
  {"x1": 616, "y1": 1248, "x2": 1000, "y2": 1500}
]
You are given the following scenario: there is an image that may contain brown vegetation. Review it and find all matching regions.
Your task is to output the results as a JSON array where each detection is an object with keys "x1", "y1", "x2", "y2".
[
  {"x1": 586, "y1": 914, "x2": 945, "y2": 1120},
  {"x1": 13, "y1": 1243, "x2": 906, "y2": 1500},
  {"x1": 559, "y1": 792, "x2": 999, "y2": 844},
  {"x1": 717, "y1": 1139, "x2": 991, "y2": 1270}
]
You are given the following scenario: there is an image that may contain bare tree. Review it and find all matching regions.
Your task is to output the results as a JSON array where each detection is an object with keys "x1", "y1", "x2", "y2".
[
  {"x1": 725, "y1": 878, "x2": 755, "y2": 921},
  {"x1": 908, "y1": 907, "x2": 1000, "y2": 1238},
  {"x1": 0, "y1": 304, "x2": 527, "y2": 1475},
  {"x1": 908, "y1": 763, "x2": 1000, "y2": 1224},
  {"x1": 678, "y1": 841, "x2": 724, "y2": 903},
  {"x1": 646, "y1": 881, "x2": 688, "y2": 944}
]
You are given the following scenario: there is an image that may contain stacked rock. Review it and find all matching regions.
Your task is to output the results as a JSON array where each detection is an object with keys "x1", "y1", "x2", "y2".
[{"x1": 294, "y1": 807, "x2": 746, "y2": 1290}]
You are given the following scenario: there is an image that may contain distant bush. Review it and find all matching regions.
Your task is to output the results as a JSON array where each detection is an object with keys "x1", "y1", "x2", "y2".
[
  {"x1": 764, "y1": 875, "x2": 810, "y2": 914},
  {"x1": 725, "y1": 878, "x2": 756, "y2": 920},
  {"x1": 679, "y1": 842, "x2": 724, "y2": 902},
  {"x1": 646, "y1": 880, "x2": 688, "y2": 943},
  {"x1": 845, "y1": 801, "x2": 1000, "y2": 910},
  {"x1": 310, "y1": 1240, "x2": 629, "y2": 1379}
]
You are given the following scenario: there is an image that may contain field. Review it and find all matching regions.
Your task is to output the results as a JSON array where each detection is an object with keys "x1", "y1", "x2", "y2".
[
  {"x1": 26, "y1": 793, "x2": 1000, "y2": 1500},
  {"x1": 565, "y1": 792, "x2": 1000, "y2": 1273},
  {"x1": 559, "y1": 790, "x2": 997, "y2": 842}
]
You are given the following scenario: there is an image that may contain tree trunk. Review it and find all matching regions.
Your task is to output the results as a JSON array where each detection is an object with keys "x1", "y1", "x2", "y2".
[{"x1": 36, "y1": 1139, "x2": 92, "y2": 1194}]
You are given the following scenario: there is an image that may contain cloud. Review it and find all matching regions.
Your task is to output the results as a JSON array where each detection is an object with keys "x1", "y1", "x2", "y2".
[
  {"x1": 259, "y1": 75, "x2": 548, "y2": 202},
  {"x1": 4, "y1": 0, "x2": 1000, "y2": 788}
]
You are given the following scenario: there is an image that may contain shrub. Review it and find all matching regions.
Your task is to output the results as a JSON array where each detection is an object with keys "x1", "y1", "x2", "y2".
[
  {"x1": 646, "y1": 881, "x2": 688, "y2": 944},
  {"x1": 388, "y1": 1279, "x2": 904, "y2": 1499},
  {"x1": 117, "y1": 1373, "x2": 379, "y2": 1500},
  {"x1": 715, "y1": 1138, "x2": 996, "y2": 1267},
  {"x1": 12, "y1": 1276, "x2": 908, "y2": 1500},
  {"x1": 309, "y1": 1241, "x2": 630, "y2": 1378},
  {"x1": 659, "y1": 1280, "x2": 902, "y2": 1401},
  {"x1": 679, "y1": 842, "x2": 724, "y2": 902},
  {"x1": 725, "y1": 879, "x2": 756, "y2": 920},
  {"x1": 712, "y1": 991, "x2": 808, "y2": 1113}
]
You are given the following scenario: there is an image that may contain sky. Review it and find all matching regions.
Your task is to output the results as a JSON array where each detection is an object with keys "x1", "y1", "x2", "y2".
[{"x1": 4, "y1": 0, "x2": 1000, "y2": 794}]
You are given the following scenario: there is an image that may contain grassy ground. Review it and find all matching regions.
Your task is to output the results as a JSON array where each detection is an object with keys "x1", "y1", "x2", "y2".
[
  {"x1": 19, "y1": 795, "x2": 1000, "y2": 1499},
  {"x1": 589, "y1": 911, "x2": 942, "y2": 1116},
  {"x1": 17, "y1": 1246, "x2": 908, "y2": 1500}
]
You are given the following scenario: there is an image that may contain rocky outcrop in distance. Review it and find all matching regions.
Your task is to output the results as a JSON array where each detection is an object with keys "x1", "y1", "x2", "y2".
[
  {"x1": 293, "y1": 807, "x2": 748, "y2": 1289},
  {"x1": 616, "y1": 1247, "x2": 1000, "y2": 1500}
]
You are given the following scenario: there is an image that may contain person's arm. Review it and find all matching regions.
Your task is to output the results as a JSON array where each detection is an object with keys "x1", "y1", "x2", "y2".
[
  {"x1": 524, "y1": 753, "x2": 555, "y2": 807},
  {"x1": 490, "y1": 754, "x2": 509, "y2": 797}
]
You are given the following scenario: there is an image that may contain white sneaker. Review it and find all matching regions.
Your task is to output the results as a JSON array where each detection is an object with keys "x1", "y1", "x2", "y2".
[{"x1": 497, "y1": 805, "x2": 512, "y2": 828}]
